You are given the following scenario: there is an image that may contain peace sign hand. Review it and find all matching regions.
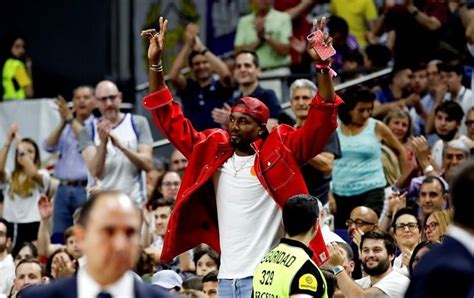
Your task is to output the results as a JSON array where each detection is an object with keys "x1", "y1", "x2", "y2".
[{"x1": 140, "y1": 16, "x2": 169, "y2": 65}]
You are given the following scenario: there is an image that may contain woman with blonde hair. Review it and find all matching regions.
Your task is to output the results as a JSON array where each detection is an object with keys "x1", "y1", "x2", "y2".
[
  {"x1": 424, "y1": 209, "x2": 453, "y2": 242},
  {"x1": 0, "y1": 124, "x2": 50, "y2": 254}
]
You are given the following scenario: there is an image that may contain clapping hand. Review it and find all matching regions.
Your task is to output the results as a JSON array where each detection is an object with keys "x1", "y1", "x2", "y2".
[
  {"x1": 54, "y1": 95, "x2": 74, "y2": 122},
  {"x1": 140, "y1": 16, "x2": 169, "y2": 65}
]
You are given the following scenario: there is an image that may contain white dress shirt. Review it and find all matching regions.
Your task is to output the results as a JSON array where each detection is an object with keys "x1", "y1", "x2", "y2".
[{"x1": 77, "y1": 268, "x2": 134, "y2": 298}]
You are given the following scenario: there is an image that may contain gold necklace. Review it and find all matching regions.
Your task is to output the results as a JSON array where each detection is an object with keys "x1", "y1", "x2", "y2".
[{"x1": 231, "y1": 154, "x2": 254, "y2": 177}]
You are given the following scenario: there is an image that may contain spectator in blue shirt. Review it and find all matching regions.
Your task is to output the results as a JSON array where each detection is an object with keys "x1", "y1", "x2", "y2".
[{"x1": 43, "y1": 86, "x2": 96, "y2": 242}]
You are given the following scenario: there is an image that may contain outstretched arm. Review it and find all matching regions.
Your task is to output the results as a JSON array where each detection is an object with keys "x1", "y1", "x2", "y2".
[{"x1": 0, "y1": 124, "x2": 17, "y2": 182}]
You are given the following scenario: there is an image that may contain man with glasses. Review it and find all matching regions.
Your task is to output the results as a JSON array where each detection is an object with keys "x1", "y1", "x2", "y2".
[
  {"x1": 79, "y1": 81, "x2": 153, "y2": 204},
  {"x1": 345, "y1": 206, "x2": 378, "y2": 279}
]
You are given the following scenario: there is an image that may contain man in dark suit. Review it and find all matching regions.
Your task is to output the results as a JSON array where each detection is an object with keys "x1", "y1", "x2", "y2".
[
  {"x1": 20, "y1": 191, "x2": 171, "y2": 298},
  {"x1": 406, "y1": 161, "x2": 474, "y2": 298}
]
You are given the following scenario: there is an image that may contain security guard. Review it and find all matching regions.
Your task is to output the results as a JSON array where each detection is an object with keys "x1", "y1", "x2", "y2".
[{"x1": 253, "y1": 194, "x2": 328, "y2": 297}]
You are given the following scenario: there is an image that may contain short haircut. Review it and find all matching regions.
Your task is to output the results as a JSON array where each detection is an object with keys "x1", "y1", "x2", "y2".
[
  {"x1": 182, "y1": 276, "x2": 203, "y2": 291},
  {"x1": 360, "y1": 230, "x2": 397, "y2": 256},
  {"x1": 434, "y1": 101, "x2": 464, "y2": 124},
  {"x1": 283, "y1": 194, "x2": 320, "y2": 237},
  {"x1": 338, "y1": 86, "x2": 376, "y2": 125},
  {"x1": 202, "y1": 270, "x2": 218, "y2": 283},
  {"x1": 327, "y1": 15, "x2": 349, "y2": 37},
  {"x1": 365, "y1": 44, "x2": 392, "y2": 68},
  {"x1": 383, "y1": 109, "x2": 412, "y2": 143},
  {"x1": 443, "y1": 139, "x2": 471, "y2": 159},
  {"x1": 15, "y1": 257, "x2": 41, "y2": 275},
  {"x1": 421, "y1": 176, "x2": 447, "y2": 194},
  {"x1": 391, "y1": 208, "x2": 421, "y2": 231},
  {"x1": 235, "y1": 50, "x2": 260, "y2": 68},
  {"x1": 410, "y1": 63, "x2": 427, "y2": 73},
  {"x1": 289, "y1": 79, "x2": 317, "y2": 99},
  {"x1": 78, "y1": 190, "x2": 135, "y2": 227},
  {"x1": 193, "y1": 247, "x2": 220, "y2": 268},
  {"x1": 336, "y1": 241, "x2": 354, "y2": 261},
  {"x1": 188, "y1": 50, "x2": 205, "y2": 67},
  {"x1": 64, "y1": 226, "x2": 75, "y2": 244},
  {"x1": 450, "y1": 160, "x2": 474, "y2": 228},
  {"x1": 439, "y1": 63, "x2": 464, "y2": 76},
  {"x1": 73, "y1": 85, "x2": 94, "y2": 97},
  {"x1": 0, "y1": 218, "x2": 9, "y2": 238}
]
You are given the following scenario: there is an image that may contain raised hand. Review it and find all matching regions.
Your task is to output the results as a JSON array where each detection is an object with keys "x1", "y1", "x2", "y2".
[
  {"x1": 388, "y1": 191, "x2": 407, "y2": 216},
  {"x1": 6, "y1": 123, "x2": 17, "y2": 144},
  {"x1": 185, "y1": 23, "x2": 199, "y2": 46},
  {"x1": 55, "y1": 95, "x2": 73, "y2": 121},
  {"x1": 140, "y1": 16, "x2": 169, "y2": 64},
  {"x1": 327, "y1": 242, "x2": 345, "y2": 267},
  {"x1": 307, "y1": 17, "x2": 333, "y2": 64},
  {"x1": 38, "y1": 194, "x2": 53, "y2": 220}
]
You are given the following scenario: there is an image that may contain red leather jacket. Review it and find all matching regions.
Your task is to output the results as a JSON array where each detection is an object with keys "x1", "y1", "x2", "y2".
[{"x1": 143, "y1": 87, "x2": 343, "y2": 264}]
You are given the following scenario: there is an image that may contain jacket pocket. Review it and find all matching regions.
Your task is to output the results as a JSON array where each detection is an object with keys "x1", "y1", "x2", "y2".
[{"x1": 261, "y1": 149, "x2": 295, "y2": 191}]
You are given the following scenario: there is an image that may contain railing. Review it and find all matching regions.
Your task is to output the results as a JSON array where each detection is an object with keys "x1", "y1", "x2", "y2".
[{"x1": 144, "y1": 67, "x2": 393, "y2": 149}]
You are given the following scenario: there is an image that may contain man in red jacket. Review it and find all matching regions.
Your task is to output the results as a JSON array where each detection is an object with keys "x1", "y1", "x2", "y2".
[{"x1": 141, "y1": 17, "x2": 343, "y2": 297}]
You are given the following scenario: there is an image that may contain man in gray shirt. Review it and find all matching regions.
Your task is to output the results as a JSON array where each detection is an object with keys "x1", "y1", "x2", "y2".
[{"x1": 79, "y1": 80, "x2": 153, "y2": 204}]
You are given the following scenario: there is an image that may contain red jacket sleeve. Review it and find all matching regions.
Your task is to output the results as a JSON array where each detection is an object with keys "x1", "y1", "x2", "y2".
[{"x1": 143, "y1": 87, "x2": 205, "y2": 158}]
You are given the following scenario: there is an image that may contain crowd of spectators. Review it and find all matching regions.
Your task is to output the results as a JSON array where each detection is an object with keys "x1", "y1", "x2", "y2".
[{"x1": 1, "y1": 0, "x2": 474, "y2": 297}]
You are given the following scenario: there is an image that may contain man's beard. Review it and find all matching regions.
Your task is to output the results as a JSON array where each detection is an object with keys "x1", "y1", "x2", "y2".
[
  {"x1": 437, "y1": 127, "x2": 457, "y2": 141},
  {"x1": 362, "y1": 256, "x2": 391, "y2": 276},
  {"x1": 0, "y1": 243, "x2": 7, "y2": 254},
  {"x1": 230, "y1": 139, "x2": 252, "y2": 152}
]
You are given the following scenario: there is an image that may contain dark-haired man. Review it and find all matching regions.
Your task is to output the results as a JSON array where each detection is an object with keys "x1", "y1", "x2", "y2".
[
  {"x1": 0, "y1": 218, "x2": 14, "y2": 295},
  {"x1": 212, "y1": 50, "x2": 282, "y2": 131},
  {"x1": 168, "y1": 23, "x2": 233, "y2": 131},
  {"x1": 141, "y1": 16, "x2": 341, "y2": 297},
  {"x1": 418, "y1": 176, "x2": 448, "y2": 219},
  {"x1": 328, "y1": 230, "x2": 410, "y2": 297},
  {"x1": 253, "y1": 194, "x2": 328, "y2": 297},
  {"x1": 13, "y1": 258, "x2": 43, "y2": 295},
  {"x1": 21, "y1": 191, "x2": 171, "y2": 297},
  {"x1": 202, "y1": 270, "x2": 218, "y2": 297}
]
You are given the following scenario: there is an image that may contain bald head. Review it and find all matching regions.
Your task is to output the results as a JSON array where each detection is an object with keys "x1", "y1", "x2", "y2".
[
  {"x1": 95, "y1": 80, "x2": 122, "y2": 121},
  {"x1": 347, "y1": 206, "x2": 379, "y2": 236},
  {"x1": 76, "y1": 191, "x2": 141, "y2": 286}
]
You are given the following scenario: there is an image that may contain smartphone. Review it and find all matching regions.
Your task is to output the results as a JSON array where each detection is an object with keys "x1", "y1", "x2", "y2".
[{"x1": 307, "y1": 30, "x2": 336, "y2": 61}]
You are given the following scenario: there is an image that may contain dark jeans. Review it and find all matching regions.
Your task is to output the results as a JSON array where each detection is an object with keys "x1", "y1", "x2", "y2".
[
  {"x1": 52, "y1": 184, "x2": 87, "y2": 243},
  {"x1": 5, "y1": 221, "x2": 40, "y2": 256},
  {"x1": 334, "y1": 188, "x2": 385, "y2": 229}
]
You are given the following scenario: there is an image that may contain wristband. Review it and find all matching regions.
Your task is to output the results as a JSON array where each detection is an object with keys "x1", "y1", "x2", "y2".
[
  {"x1": 200, "y1": 48, "x2": 209, "y2": 55},
  {"x1": 65, "y1": 117, "x2": 73, "y2": 124},
  {"x1": 332, "y1": 265, "x2": 345, "y2": 276},
  {"x1": 411, "y1": 8, "x2": 419, "y2": 17},
  {"x1": 315, "y1": 63, "x2": 337, "y2": 78}
]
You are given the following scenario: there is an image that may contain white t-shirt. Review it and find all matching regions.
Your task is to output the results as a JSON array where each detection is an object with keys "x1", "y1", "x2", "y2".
[
  {"x1": 0, "y1": 254, "x2": 14, "y2": 295},
  {"x1": 356, "y1": 269, "x2": 410, "y2": 298},
  {"x1": 431, "y1": 135, "x2": 471, "y2": 168},
  {"x1": 1, "y1": 169, "x2": 50, "y2": 223},
  {"x1": 213, "y1": 153, "x2": 284, "y2": 279}
]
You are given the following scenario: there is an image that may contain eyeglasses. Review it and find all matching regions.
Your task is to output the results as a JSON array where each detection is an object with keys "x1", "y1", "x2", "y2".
[
  {"x1": 394, "y1": 222, "x2": 419, "y2": 232},
  {"x1": 424, "y1": 222, "x2": 439, "y2": 231},
  {"x1": 345, "y1": 219, "x2": 376, "y2": 227},
  {"x1": 162, "y1": 181, "x2": 180, "y2": 187},
  {"x1": 465, "y1": 120, "x2": 474, "y2": 126},
  {"x1": 98, "y1": 94, "x2": 119, "y2": 102}
]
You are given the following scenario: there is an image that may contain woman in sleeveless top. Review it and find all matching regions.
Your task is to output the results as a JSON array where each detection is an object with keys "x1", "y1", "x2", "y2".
[{"x1": 332, "y1": 86, "x2": 408, "y2": 228}]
